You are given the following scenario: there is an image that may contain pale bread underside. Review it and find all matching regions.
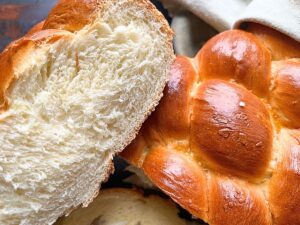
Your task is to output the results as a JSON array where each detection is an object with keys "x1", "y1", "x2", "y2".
[{"x1": 55, "y1": 188, "x2": 186, "y2": 225}]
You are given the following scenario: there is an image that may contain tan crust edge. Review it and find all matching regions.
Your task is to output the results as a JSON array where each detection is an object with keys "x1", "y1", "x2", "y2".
[{"x1": 0, "y1": 29, "x2": 72, "y2": 112}]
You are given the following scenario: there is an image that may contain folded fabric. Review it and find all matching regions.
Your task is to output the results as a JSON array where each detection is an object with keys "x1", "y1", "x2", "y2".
[
  {"x1": 161, "y1": 0, "x2": 300, "y2": 56},
  {"x1": 161, "y1": 0, "x2": 250, "y2": 32},
  {"x1": 234, "y1": 0, "x2": 300, "y2": 42}
]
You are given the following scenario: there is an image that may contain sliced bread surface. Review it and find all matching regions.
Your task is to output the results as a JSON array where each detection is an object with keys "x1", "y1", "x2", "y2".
[{"x1": 0, "y1": 1, "x2": 174, "y2": 224}]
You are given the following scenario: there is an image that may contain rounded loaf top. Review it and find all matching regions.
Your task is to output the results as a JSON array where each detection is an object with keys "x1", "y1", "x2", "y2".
[{"x1": 122, "y1": 27, "x2": 300, "y2": 225}]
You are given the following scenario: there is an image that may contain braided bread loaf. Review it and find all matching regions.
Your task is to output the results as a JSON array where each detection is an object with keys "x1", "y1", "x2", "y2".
[{"x1": 122, "y1": 24, "x2": 300, "y2": 225}]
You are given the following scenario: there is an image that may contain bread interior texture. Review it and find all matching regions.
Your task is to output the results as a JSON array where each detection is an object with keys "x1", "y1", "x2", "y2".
[{"x1": 0, "y1": 4, "x2": 172, "y2": 225}]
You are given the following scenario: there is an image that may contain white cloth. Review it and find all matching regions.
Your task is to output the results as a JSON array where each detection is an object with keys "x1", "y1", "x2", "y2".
[
  {"x1": 162, "y1": 0, "x2": 250, "y2": 31},
  {"x1": 162, "y1": 0, "x2": 300, "y2": 42},
  {"x1": 235, "y1": 0, "x2": 300, "y2": 42}
]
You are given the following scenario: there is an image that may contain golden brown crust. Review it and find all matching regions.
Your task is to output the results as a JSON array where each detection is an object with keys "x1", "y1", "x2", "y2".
[
  {"x1": 150, "y1": 56, "x2": 196, "y2": 140},
  {"x1": 0, "y1": 29, "x2": 72, "y2": 112},
  {"x1": 208, "y1": 176, "x2": 271, "y2": 225},
  {"x1": 271, "y1": 60, "x2": 300, "y2": 128},
  {"x1": 196, "y1": 30, "x2": 271, "y2": 97},
  {"x1": 269, "y1": 130, "x2": 300, "y2": 225},
  {"x1": 121, "y1": 129, "x2": 148, "y2": 167},
  {"x1": 0, "y1": 45, "x2": 14, "y2": 112},
  {"x1": 142, "y1": 147, "x2": 208, "y2": 220},
  {"x1": 246, "y1": 23, "x2": 300, "y2": 60},
  {"x1": 43, "y1": 0, "x2": 173, "y2": 40},
  {"x1": 43, "y1": 0, "x2": 100, "y2": 32},
  {"x1": 122, "y1": 28, "x2": 300, "y2": 224},
  {"x1": 26, "y1": 20, "x2": 45, "y2": 36},
  {"x1": 191, "y1": 80, "x2": 272, "y2": 178}
]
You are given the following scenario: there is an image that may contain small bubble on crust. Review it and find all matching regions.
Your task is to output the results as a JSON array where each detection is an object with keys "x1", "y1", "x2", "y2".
[{"x1": 239, "y1": 101, "x2": 246, "y2": 107}]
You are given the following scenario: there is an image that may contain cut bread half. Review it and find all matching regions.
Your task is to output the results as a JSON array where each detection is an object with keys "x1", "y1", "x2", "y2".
[
  {"x1": 0, "y1": 0, "x2": 174, "y2": 224},
  {"x1": 55, "y1": 188, "x2": 186, "y2": 225}
]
